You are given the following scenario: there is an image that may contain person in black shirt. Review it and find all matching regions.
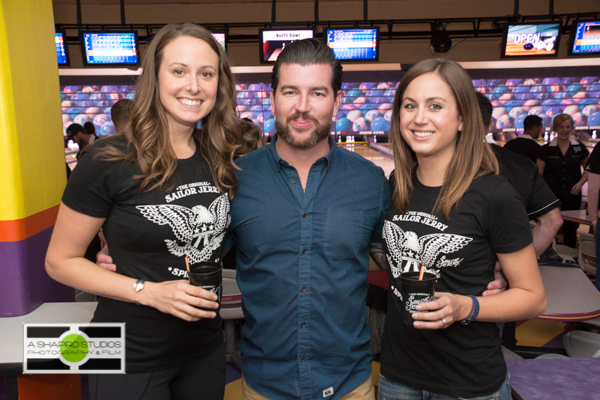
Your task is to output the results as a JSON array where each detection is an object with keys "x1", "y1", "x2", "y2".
[
  {"x1": 46, "y1": 24, "x2": 241, "y2": 400},
  {"x1": 374, "y1": 59, "x2": 546, "y2": 400},
  {"x1": 538, "y1": 114, "x2": 589, "y2": 248},
  {"x1": 585, "y1": 146, "x2": 600, "y2": 291},
  {"x1": 503, "y1": 115, "x2": 543, "y2": 163}
]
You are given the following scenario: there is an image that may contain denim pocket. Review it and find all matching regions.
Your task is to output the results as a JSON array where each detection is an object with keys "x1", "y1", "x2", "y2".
[{"x1": 323, "y1": 209, "x2": 365, "y2": 260}]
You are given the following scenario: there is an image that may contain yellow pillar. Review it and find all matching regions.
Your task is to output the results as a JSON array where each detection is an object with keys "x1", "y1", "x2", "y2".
[{"x1": 0, "y1": 0, "x2": 74, "y2": 317}]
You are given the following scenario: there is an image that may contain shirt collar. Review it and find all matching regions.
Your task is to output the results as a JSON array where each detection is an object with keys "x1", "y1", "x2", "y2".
[
  {"x1": 520, "y1": 134, "x2": 536, "y2": 141},
  {"x1": 548, "y1": 137, "x2": 579, "y2": 147},
  {"x1": 267, "y1": 133, "x2": 337, "y2": 170}
]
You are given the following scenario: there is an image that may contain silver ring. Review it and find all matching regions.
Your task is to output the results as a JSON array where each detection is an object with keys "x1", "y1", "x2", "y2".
[{"x1": 441, "y1": 318, "x2": 447, "y2": 327}]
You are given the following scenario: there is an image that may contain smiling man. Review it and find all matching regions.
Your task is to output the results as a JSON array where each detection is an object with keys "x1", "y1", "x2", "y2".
[{"x1": 227, "y1": 39, "x2": 390, "y2": 399}]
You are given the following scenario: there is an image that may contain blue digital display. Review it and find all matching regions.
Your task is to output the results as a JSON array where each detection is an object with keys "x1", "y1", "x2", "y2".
[
  {"x1": 325, "y1": 28, "x2": 379, "y2": 61},
  {"x1": 81, "y1": 32, "x2": 139, "y2": 66},
  {"x1": 570, "y1": 20, "x2": 600, "y2": 56},
  {"x1": 55, "y1": 32, "x2": 69, "y2": 65}
]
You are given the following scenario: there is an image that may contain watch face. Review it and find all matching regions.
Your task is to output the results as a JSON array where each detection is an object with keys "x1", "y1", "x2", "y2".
[{"x1": 134, "y1": 280, "x2": 144, "y2": 292}]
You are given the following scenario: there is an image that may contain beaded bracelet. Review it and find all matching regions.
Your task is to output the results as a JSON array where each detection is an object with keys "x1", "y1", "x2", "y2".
[{"x1": 460, "y1": 294, "x2": 479, "y2": 325}]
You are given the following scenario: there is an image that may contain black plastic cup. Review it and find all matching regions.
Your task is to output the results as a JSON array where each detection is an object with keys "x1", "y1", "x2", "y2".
[
  {"x1": 189, "y1": 262, "x2": 222, "y2": 312},
  {"x1": 399, "y1": 271, "x2": 437, "y2": 320}
]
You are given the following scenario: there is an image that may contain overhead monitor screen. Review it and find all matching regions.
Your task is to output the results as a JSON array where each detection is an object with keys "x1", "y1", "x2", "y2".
[
  {"x1": 502, "y1": 23, "x2": 561, "y2": 57},
  {"x1": 259, "y1": 29, "x2": 314, "y2": 63},
  {"x1": 324, "y1": 28, "x2": 379, "y2": 61},
  {"x1": 81, "y1": 31, "x2": 140, "y2": 66},
  {"x1": 211, "y1": 32, "x2": 226, "y2": 52},
  {"x1": 569, "y1": 20, "x2": 600, "y2": 56},
  {"x1": 55, "y1": 32, "x2": 69, "y2": 66}
]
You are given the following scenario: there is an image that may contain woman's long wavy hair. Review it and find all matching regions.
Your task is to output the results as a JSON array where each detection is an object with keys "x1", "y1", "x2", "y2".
[
  {"x1": 97, "y1": 23, "x2": 241, "y2": 198},
  {"x1": 389, "y1": 58, "x2": 498, "y2": 219}
]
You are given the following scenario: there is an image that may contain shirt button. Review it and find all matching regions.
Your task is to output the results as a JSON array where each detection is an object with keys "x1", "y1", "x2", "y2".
[
  {"x1": 302, "y1": 249, "x2": 307, "y2": 254},
  {"x1": 302, "y1": 213, "x2": 307, "y2": 218},
  {"x1": 301, "y1": 286, "x2": 306, "y2": 292},
  {"x1": 292, "y1": 179, "x2": 297, "y2": 184},
  {"x1": 301, "y1": 356, "x2": 306, "y2": 361},
  {"x1": 301, "y1": 322, "x2": 306, "y2": 328},
  {"x1": 279, "y1": 160, "x2": 284, "y2": 165}
]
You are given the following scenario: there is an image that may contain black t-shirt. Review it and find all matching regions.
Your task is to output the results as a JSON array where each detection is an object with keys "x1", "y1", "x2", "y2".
[
  {"x1": 585, "y1": 145, "x2": 600, "y2": 210},
  {"x1": 492, "y1": 144, "x2": 560, "y2": 219},
  {"x1": 381, "y1": 173, "x2": 532, "y2": 398},
  {"x1": 538, "y1": 138, "x2": 589, "y2": 200},
  {"x1": 63, "y1": 134, "x2": 228, "y2": 372},
  {"x1": 502, "y1": 136, "x2": 542, "y2": 163}
]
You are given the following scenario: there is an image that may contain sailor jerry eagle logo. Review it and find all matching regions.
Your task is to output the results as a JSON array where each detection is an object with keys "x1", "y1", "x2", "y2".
[
  {"x1": 383, "y1": 220, "x2": 472, "y2": 278},
  {"x1": 137, "y1": 195, "x2": 230, "y2": 263}
]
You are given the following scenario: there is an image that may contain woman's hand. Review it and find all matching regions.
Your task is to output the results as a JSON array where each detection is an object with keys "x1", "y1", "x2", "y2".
[
  {"x1": 410, "y1": 292, "x2": 472, "y2": 329},
  {"x1": 570, "y1": 181, "x2": 584, "y2": 195},
  {"x1": 141, "y1": 280, "x2": 219, "y2": 322}
]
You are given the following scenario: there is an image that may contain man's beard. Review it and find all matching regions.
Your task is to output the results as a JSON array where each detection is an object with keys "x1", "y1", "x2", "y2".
[{"x1": 276, "y1": 111, "x2": 332, "y2": 149}]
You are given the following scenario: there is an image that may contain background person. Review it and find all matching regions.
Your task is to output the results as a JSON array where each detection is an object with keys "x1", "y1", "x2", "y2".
[
  {"x1": 377, "y1": 59, "x2": 546, "y2": 400},
  {"x1": 46, "y1": 23, "x2": 241, "y2": 400},
  {"x1": 503, "y1": 115, "x2": 543, "y2": 163},
  {"x1": 110, "y1": 98, "x2": 134, "y2": 133},
  {"x1": 537, "y1": 114, "x2": 589, "y2": 248},
  {"x1": 585, "y1": 146, "x2": 600, "y2": 292}
]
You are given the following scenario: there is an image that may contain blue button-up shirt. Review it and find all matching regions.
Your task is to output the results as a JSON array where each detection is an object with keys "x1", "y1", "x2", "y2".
[{"x1": 229, "y1": 135, "x2": 390, "y2": 399}]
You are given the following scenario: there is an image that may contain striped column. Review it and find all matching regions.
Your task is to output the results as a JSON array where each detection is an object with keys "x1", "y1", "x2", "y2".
[{"x1": 0, "y1": 0, "x2": 74, "y2": 317}]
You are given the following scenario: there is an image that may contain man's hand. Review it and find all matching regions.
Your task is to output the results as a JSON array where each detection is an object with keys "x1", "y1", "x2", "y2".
[
  {"x1": 482, "y1": 261, "x2": 507, "y2": 296},
  {"x1": 96, "y1": 245, "x2": 117, "y2": 272}
]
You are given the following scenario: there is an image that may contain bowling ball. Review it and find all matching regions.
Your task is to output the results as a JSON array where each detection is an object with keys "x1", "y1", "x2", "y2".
[
  {"x1": 354, "y1": 97, "x2": 368, "y2": 104},
  {"x1": 378, "y1": 103, "x2": 393, "y2": 113},
  {"x1": 371, "y1": 117, "x2": 390, "y2": 131},
  {"x1": 515, "y1": 113, "x2": 528, "y2": 130},
  {"x1": 515, "y1": 93, "x2": 534, "y2": 101},
  {"x1": 384, "y1": 90, "x2": 395, "y2": 97},
  {"x1": 524, "y1": 78, "x2": 539, "y2": 85},
  {"x1": 262, "y1": 111, "x2": 273, "y2": 121},
  {"x1": 499, "y1": 93, "x2": 515, "y2": 103},
  {"x1": 93, "y1": 114, "x2": 110, "y2": 127},
  {"x1": 336, "y1": 111, "x2": 346, "y2": 120},
  {"x1": 573, "y1": 92, "x2": 589, "y2": 102},
  {"x1": 512, "y1": 85, "x2": 531, "y2": 94},
  {"x1": 472, "y1": 79, "x2": 486, "y2": 88},
  {"x1": 377, "y1": 82, "x2": 392, "y2": 89},
  {"x1": 534, "y1": 93, "x2": 553, "y2": 101},
  {"x1": 578, "y1": 98, "x2": 598, "y2": 106},
  {"x1": 509, "y1": 107, "x2": 526, "y2": 120},
  {"x1": 539, "y1": 115, "x2": 551, "y2": 128},
  {"x1": 564, "y1": 105, "x2": 581, "y2": 115},
  {"x1": 582, "y1": 105, "x2": 600, "y2": 117},
  {"x1": 353, "y1": 117, "x2": 369, "y2": 132},
  {"x1": 580, "y1": 77, "x2": 598, "y2": 85},
  {"x1": 74, "y1": 113, "x2": 92, "y2": 125},
  {"x1": 240, "y1": 112, "x2": 256, "y2": 120},
  {"x1": 559, "y1": 98, "x2": 578, "y2": 106},
  {"x1": 336, "y1": 118, "x2": 353, "y2": 133},
  {"x1": 81, "y1": 86, "x2": 98, "y2": 93},
  {"x1": 85, "y1": 107, "x2": 102, "y2": 118},
  {"x1": 492, "y1": 107, "x2": 508, "y2": 120},
  {"x1": 248, "y1": 84, "x2": 262, "y2": 91},
  {"x1": 506, "y1": 79, "x2": 522, "y2": 87},
  {"x1": 262, "y1": 98, "x2": 271, "y2": 105},
  {"x1": 126, "y1": 92, "x2": 136, "y2": 100},
  {"x1": 586, "y1": 83, "x2": 600, "y2": 92},
  {"x1": 63, "y1": 86, "x2": 80, "y2": 93},
  {"x1": 588, "y1": 112, "x2": 600, "y2": 127},
  {"x1": 371, "y1": 97, "x2": 388, "y2": 104},
  {"x1": 71, "y1": 93, "x2": 90, "y2": 100},
  {"x1": 359, "y1": 104, "x2": 378, "y2": 111},
  {"x1": 103, "y1": 107, "x2": 113, "y2": 114},
  {"x1": 263, "y1": 118, "x2": 276, "y2": 134},
  {"x1": 495, "y1": 114, "x2": 513, "y2": 130},
  {"x1": 530, "y1": 85, "x2": 547, "y2": 93},
  {"x1": 528, "y1": 106, "x2": 545, "y2": 117},
  {"x1": 487, "y1": 79, "x2": 505, "y2": 86},
  {"x1": 237, "y1": 91, "x2": 253, "y2": 99},
  {"x1": 235, "y1": 84, "x2": 246, "y2": 91},
  {"x1": 89, "y1": 93, "x2": 105, "y2": 100},
  {"x1": 545, "y1": 106, "x2": 563, "y2": 118},
  {"x1": 341, "y1": 83, "x2": 354, "y2": 90},
  {"x1": 567, "y1": 84, "x2": 583, "y2": 93},
  {"x1": 492, "y1": 85, "x2": 510, "y2": 95},
  {"x1": 61, "y1": 100, "x2": 74, "y2": 110},
  {"x1": 66, "y1": 107, "x2": 84, "y2": 114},
  {"x1": 542, "y1": 99, "x2": 557, "y2": 109},
  {"x1": 236, "y1": 105, "x2": 248, "y2": 113},
  {"x1": 341, "y1": 104, "x2": 359, "y2": 111},
  {"x1": 251, "y1": 119, "x2": 263, "y2": 131},
  {"x1": 384, "y1": 110, "x2": 393, "y2": 122},
  {"x1": 107, "y1": 93, "x2": 123, "y2": 101},
  {"x1": 99, "y1": 121, "x2": 116, "y2": 136},
  {"x1": 366, "y1": 89, "x2": 384, "y2": 97},
  {"x1": 62, "y1": 114, "x2": 73, "y2": 124},
  {"x1": 347, "y1": 110, "x2": 364, "y2": 122},
  {"x1": 572, "y1": 113, "x2": 586, "y2": 127},
  {"x1": 523, "y1": 99, "x2": 541, "y2": 111},
  {"x1": 542, "y1": 77, "x2": 561, "y2": 85},
  {"x1": 119, "y1": 85, "x2": 135, "y2": 92},
  {"x1": 101, "y1": 85, "x2": 119, "y2": 93},
  {"x1": 359, "y1": 82, "x2": 376, "y2": 90},
  {"x1": 76, "y1": 100, "x2": 95, "y2": 107},
  {"x1": 365, "y1": 110, "x2": 382, "y2": 122},
  {"x1": 251, "y1": 105, "x2": 264, "y2": 113},
  {"x1": 524, "y1": 43, "x2": 534, "y2": 50},
  {"x1": 549, "y1": 84, "x2": 565, "y2": 94}
]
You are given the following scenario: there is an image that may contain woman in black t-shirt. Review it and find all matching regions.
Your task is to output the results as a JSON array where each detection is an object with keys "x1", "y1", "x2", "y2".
[
  {"x1": 46, "y1": 24, "x2": 241, "y2": 399},
  {"x1": 376, "y1": 59, "x2": 547, "y2": 400},
  {"x1": 537, "y1": 114, "x2": 589, "y2": 247}
]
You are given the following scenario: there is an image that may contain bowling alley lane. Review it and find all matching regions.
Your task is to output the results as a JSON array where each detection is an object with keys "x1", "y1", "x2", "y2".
[{"x1": 338, "y1": 142, "x2": 394, "y2": 178}]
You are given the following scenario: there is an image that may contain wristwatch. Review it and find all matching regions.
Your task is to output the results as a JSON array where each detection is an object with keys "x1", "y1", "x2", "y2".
[{"x1": 133, "y1": 280, "x2": 145, "y2": 306}]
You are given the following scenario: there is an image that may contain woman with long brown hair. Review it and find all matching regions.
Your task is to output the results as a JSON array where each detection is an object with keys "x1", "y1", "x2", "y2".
[
  {"x1": 537, "y1": 113, "x2": 589, "y2": 248},
  {"x1": 377, "y1": 59, "x2": 546, "y2": 400},
  {"x1": 46, "y1": 23, "x2": 240, "y2": 399}
]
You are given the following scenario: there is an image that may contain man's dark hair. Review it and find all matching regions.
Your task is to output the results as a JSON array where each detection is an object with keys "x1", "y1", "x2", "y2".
[
  {"x1": 475, "y1": 92, "x2": 493, "y2": 128},
  {"x1": 271, "y1": 39, "x2": 342, "y2": 95},
  {"x1": 523, "y1": 115, "x2": 543, "y2": 132},
  {"x1": 83, "y1": 121, "x2": 96, "y2": 136},
  {"x1": 66, "y1": 123, "x2": 84, "y2": 140},
  {"x1": 110, "y1": 99, "x2": 134, "y2": 132}
]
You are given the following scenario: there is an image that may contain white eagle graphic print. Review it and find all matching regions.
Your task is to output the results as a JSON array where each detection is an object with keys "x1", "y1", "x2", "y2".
[
  {"x1": 136, "y1": 195, "x2": 230, "y2": 263},
  {"x1": 383, "y1": 219, "x2": 472, "y2": 281}
]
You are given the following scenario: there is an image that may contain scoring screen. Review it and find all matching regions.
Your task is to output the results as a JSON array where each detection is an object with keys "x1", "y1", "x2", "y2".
[
  {"x1": 325, "y1": 28, "x2": 378, "y2": 61},
  {"x1": 82, "y1": 32, "x2": 139, "y2": 65}
]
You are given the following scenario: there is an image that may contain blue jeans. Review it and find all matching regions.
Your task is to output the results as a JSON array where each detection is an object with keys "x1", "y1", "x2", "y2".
[
  {"x1": 377, "y1": 372, "x2": 511, "y2": 400},
  {"x1": 595, "y1": 227, "x2": 600, "y2": 292}
]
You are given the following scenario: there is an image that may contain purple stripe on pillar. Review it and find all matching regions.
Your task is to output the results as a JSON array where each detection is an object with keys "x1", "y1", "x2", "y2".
[{"x1": 0, "y1": 227, "x2": 74, "y2": 317}]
